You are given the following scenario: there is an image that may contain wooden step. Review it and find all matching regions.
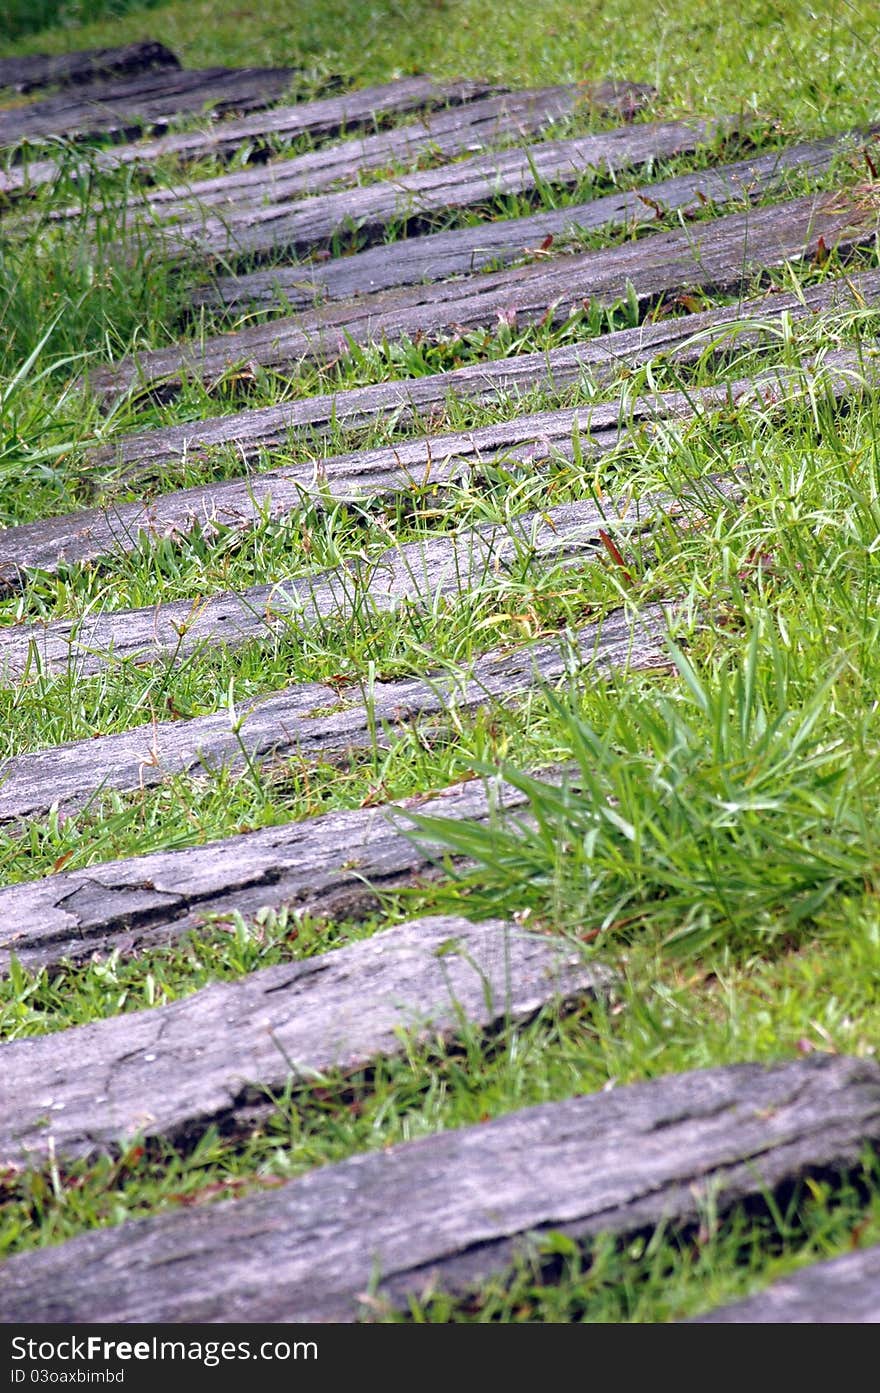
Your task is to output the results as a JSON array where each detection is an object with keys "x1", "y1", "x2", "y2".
[
  {"x1": 0, "y1": 65, "x2": 302, "y2": 151},
  {"x1": 0, "y1": 473, "x2": 745, "y2": 681},
  {"x1": 0, "y1": 40, "x2": 179, "y2": 95},
  {"x1": 1, "y1": 349, "x2": 868, "y2": 674},
  {"x1": 0, "y1": 1054, "x2": 877, "y2": 1322},
  {"x1": 690, "y1": 1244, "x2": 880, "y2": 1323},
  {"x1": 0, "y1": 78, "x2": 650, "y2": 198},
  {"x1": 46, "y1": 86, "x2": 604, "y2": 225},
  {"x1": 87, "y1": 192, "x2": 879, "y2": 404},
  {"x1": 89, "y1": 268, "x2": 880, "y2": 479},
  {"x1": 0, "y1": 775, "x2": 532, "y2": 975},
  {"x1": 0, "y1": 604, "x2": 669, "y2": 827},
  {"x1": 0, "y1": 375, "x2": 764, "y2": 588},
  {"x1": 137, "y1": 116, "x2": 738, "y2": 267},
  {"x1": 0, "y1": 913, "x2": 607, "y2": 1168},
  {"x1": 199, "y1": 128, "x2": 880, "y2": 313}
]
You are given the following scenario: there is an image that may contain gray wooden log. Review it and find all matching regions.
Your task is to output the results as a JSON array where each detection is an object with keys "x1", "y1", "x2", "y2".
[
  {"x1": 0, "y1": 372, "x2": 763, "y2": 588},
  {"x1": 1, "y1": 1054, "x2": 878, "y2": 1323},
  {"x1": 200, "y1": 129, "x2": 879, "y2": 313},
  {"x1": 689, "y1": 1244, "x2": 880, "y2": 1323},
  {"x1": 5, "y1": 346, "x2": 867, "y2": 594},
  {"x1": 0, "y1": 913, "x2": 607, "y2": 1168},
  {"x1": 0, "y1": 604, "x2": 669, "y2": 827},
  {"x1": 0, "y1": 41, "x2": 179, "y2": 95},
  {"x1": 0, "y1": 774, "x2": 532, "y2": 975},
  {"x1": 47, "y1": 86, "x2": 599, "y2": 225},
  {"x1": 0, "y1": 473, "x2": 745, "y2": 681},
  {"x1": 0, "y1": 78, "x2": 648, "y2": 198},
  {"x1": 88, "y1": 193, "x2": 880, "y2": 403},
  {"x1": 88, "y1": 267, "x2": 880, "y2": 478},
  {"x1": 136, "y1": 116, "x2": 736, "y2": 267},
  {"x1": 0, "y1": 66, "x2": 301, "y2": 151}
]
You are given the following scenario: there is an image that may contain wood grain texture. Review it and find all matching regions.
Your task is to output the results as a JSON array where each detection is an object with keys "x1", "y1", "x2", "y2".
[
  {"x1": 0, "y1": 76, "x2": 555, "y2": 197},
  {"x1": 47, "y1": 86, "x2": 594, "y2": 224},
  {"x1": 1, "y1": 1054, "x2": 878, "y2": 1322},
  {"x1": 0, "y1": 775, "x2": 532, "y2": 975},
  {"x1": 0, "y1": 914, "x2": 607, "y2": 1167},
  {"x1": 136, "y1": 116, "x2": 735, "y2": 267},
  {"x1": 0, "y1": 604, "x2": 669, "y2": 826},
  {"x1": 0, "y1": 475, "x2": 743, "y2": 681},
  {"x1": 0, "y1": 41, "x2": 179, "y2": 95},
  {"x1": 201, "y1": 130, "x2": 878, "y2": 313},
  {"x1": 88, "y1": 267, "x2": 880, "y2": 477},
  {"x1": 0, "y1": 66, "x2": 300, "y2": 150},
  {"x1": 88, "y1": 193, "x2": 880, "y2": 402},
  {"x1": 690, "y1": 1244, "x2": 880, "y2": 1323}
]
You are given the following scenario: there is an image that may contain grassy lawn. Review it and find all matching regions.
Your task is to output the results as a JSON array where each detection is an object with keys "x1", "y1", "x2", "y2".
[{"x1": 1, "y1": 0, "x2": 880, "y2": 1322}]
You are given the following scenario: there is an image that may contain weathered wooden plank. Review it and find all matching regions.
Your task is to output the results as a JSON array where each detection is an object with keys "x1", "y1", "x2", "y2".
[
  {"x1": 1, "y1": 1055, "x2": 878, "y2": 1323},
  {"x1": 0, "y1": 66, "x2": 301, "y2": 151},
  {"x1": 690, "y1": 1245, "x2": 880, "y2": 1323},
  {"x1": 88, "y1": 193, "x2": 879, "y2": 403},
  {"x1": 0, "y1": 374, "x2": 758, "y2": 588},
  {"x1": 0, "y1": 913, "x2": 606, "y2": 1168},
  {"x1": 47, "y1": 86, "x2": 599, "y2": 225},
  {"x1": 89, "y1": 267, "x2": 880, "y2": 478},
  {"x1": 0, "y1": 473, "x2": 743, "y2": 681},
  {"x1": 0, "y1": 605, "x2": 668, "y2": 826},
  {"x1": 0, "y1": 76, "x2": 526, "y2": 197},
  {"x1": 2, "y1": 343, "x2": 869, "y2": 614},
  {"x1": 201, "y1": 129, "x2": 878, "y2": 313},
  {"x1": 0, "y1": 41, "x2": 179, "y2": 95},
  {"x1": 0, "y1": 775, "x2": 532, "y2": 975},
  {"x1": 135, "y1": 116, "x2": 736, "y2": 267}
]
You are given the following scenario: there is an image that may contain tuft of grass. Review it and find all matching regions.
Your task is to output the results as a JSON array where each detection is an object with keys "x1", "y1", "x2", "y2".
[{"x1": 406, "y1": 612, "x2": 880, "y2": 956}]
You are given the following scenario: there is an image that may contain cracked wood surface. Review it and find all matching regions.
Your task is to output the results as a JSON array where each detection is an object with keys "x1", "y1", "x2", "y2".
[
  {"x1": 131, "y1": 116, "x2": 735, "y2": 268},
  {"x1": 0, "y1": 41, "x2": 179, "y2": 95},
  {"x1": 0, "y1": 65, "x2": 301, "y2": 151},
  {"x1": 0, "y1": 78, "x2": 649, "y2": 198},
  {"x1": 47, "y1": 86, "x2": 594, "y2": 225},
  {"x1": 1, "y1": 1054, "x2": 878, "y2": 1322},
  {"x1": 88, "y1": 193, "x2": 880, "y2": 403},
  {"x1": 0, "y1": 913, "x2": 606, "y2": 1168},
  {"x1": 0, "y1": 604, "x2": 669, "y2": 826},
  {"x1": 690, "y1": 1244, "x2": 880, "y2": 1323},
  {"x1": 201, "y1": 129, "x2": 878, "y2": 313},
  {"x1": 0, "y1": 775, "x2": 531, "y2": 975},
  {"x1": 0, "y1": 474, "x2": 744, "y2": 681},
  {"x1": 86, "y1": 267, "x2": 880, "y2": 478}
]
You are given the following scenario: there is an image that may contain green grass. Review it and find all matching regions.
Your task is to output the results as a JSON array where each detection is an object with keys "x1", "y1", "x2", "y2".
[
  {"x1": 0, "y1": 0, "x2": 159, "y2": 45},
  {"x1": 4, "y1": 0, "x2": 880, "y2": 135},
  {"x1": 2, "y1": 920, "x2": 879, "y2": 1325},
  {"x1": 394, "y1": 1156, "x2": 880, "y2": 1321},
  {"x1": 2, "y1": 0, "x2": 880, "y2": 1324}
]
